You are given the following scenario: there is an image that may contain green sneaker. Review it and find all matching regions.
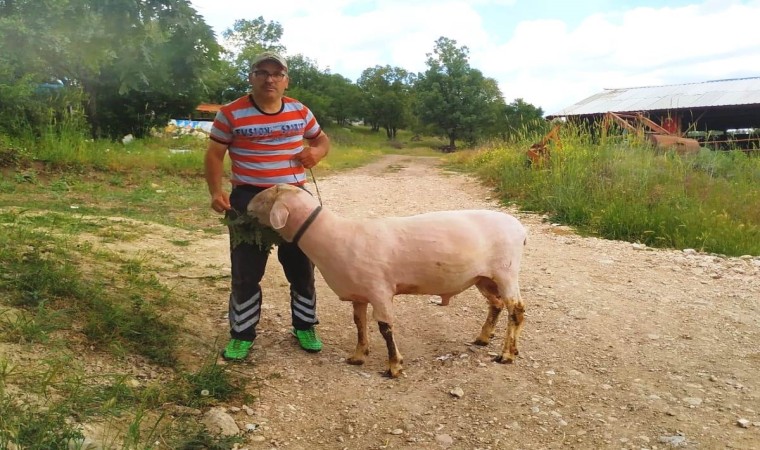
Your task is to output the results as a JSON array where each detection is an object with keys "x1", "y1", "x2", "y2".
[
  {"x1": 291, "y1": 327, "x2": 322, "y2": 353},
  {"x1": 222, "y1": 338, "x2": 253, "y2": 361}
]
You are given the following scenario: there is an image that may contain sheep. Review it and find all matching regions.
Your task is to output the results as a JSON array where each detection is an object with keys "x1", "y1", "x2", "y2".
[{"x1": 247, "y1": 184, "x2": 528, "y2": 378}]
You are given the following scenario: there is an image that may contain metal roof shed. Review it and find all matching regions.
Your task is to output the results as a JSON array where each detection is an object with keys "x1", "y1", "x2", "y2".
[{"x1": 547, "y1": 77, "x2": 760, "y2": 133}]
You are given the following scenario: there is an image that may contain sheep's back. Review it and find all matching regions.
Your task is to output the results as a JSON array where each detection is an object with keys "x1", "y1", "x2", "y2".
[{"x1": 353, "y1": 210, "x2": 524, "y2": 294}]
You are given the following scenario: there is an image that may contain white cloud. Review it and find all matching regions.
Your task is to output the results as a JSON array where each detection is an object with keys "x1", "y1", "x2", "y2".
[
  {"x1": 473, "y1": 1, "x2": 760, "y2": 113},
  {"x1": 271, "y1": 1, "x2": 489, "y2": 79},
  {"x1": 191, "y1": 0, "x2": 760, "y2": 114}
]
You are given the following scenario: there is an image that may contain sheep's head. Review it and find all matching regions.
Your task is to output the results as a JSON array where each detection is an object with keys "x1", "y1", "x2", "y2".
[{"x1": 247, "y1": 184, "x2": 303, "y2": 230}]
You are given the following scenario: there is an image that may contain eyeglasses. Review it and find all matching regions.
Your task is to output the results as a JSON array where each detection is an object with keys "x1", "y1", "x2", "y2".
[{"x1": 252, "y1": 70, "x2": 287, "y2": 81}]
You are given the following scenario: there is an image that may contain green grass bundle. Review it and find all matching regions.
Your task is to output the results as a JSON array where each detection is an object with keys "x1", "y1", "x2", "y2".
[{"x1": 222, "y1": 212, "x2": 284, "y2": 253}]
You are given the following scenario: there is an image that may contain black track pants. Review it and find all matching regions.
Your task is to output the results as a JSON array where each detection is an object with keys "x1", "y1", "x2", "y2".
[{"x1": 226, "y1": 185, "x2": 318, "y2": 341}]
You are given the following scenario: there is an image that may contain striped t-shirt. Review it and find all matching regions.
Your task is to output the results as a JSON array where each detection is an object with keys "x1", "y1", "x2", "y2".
[{"x1": 209, "y1": 95, "x2": 322, "y2": 187}]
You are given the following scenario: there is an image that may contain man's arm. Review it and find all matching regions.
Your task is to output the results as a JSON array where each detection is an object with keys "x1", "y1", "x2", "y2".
[
  {"x1": 295, "y1": 131, "x2": 330, "y2": 169},
  {"x1": 204, "y1": 140, "x2": 231, "y2": 213}
]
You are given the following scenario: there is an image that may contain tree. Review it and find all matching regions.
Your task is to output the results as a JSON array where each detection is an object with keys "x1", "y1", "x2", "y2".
[
  {"x1": 357, "y1": 65, "x2": 414, "y2": 139},
  {"x1": 0, "y1": 0, "x2": 104, "y2": 137},
  {"x1": 502, "y1": 98, "x2": 546, "y2": 140},
  {"x1": 203, "y1": 51, "x2": 249, "y2": 104},
  {"x1": 284, "y1": 54, "x2": 332, "y2": 125},
  {"x1": 414, "y1": 37, "x2": 507, "y2": 149},
  {"x1": 282, "y1": 54, "x2": 362, "y2": 127},
  {"x1": 201, "y1": 16, "x2": 289, "y2": 106},
  {"x1": 222, "y1": 17, "x2": 285, "y2": 79},
  {"x1": 322, "y1": 73, "x2": 363, "y2": 127},
  {"x1": 0, "y1": 0, "x2": 222, "y2": 138}
]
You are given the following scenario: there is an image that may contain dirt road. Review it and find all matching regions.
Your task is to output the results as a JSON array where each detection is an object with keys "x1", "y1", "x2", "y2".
[{"x1": 154, "y1": 155, "x2": 760, "y2": 449}]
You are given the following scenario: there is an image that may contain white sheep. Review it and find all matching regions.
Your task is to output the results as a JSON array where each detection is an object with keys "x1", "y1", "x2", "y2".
[{"x1": 247, "y1": 184, "x2": 528, "y2": 378}]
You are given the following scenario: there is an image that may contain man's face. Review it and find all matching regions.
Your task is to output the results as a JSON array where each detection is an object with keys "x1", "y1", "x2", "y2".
[{"x1": 249, "y1": 61, "x2": 289, "y2": 100}]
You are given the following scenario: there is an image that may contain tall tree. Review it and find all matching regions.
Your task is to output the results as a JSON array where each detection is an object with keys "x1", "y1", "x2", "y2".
[
  {"x1": 222, "y1": 17, "x2": 285, "y2": 79},
  {"x1": 502, "y1": 98, "x2": 546, "y2": 139},
  {"x1": 357, "y1": 65, "x2": 414, "y2": 139},
  {"x1": 284, "y1": 54, "x2": 332, "y2": 125},
  {"x1": 282, "y1": 54, "x2": 362, "y2": 126},
  {"x1": 202, "y1": 50, "x2": 249, "y2": 104},
  {"x1": 201, "y1": 16, "x2": 288, "y2": 106},
  {"x1": 0, "y1": 0, "x2": 222, "y2": 138},
  {"x1": 415, "y1": 37, "x2": 507, "y2": 149},
  {"x1": 322, "y1": 73, "x2": 362, "y2": 127}
]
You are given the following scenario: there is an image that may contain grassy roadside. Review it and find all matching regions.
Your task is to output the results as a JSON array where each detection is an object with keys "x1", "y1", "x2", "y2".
[
  {"x1": 0, "y1": 210, "x2": 250, "y2": 448},
  {"x1": 1, "y1": 127, "x2": 441, "y2": 229},
  {"x1": 0, "y1": 125, "x2": 443, "y2": 449},
  {"x1": 2, "y1": 121, "x2": 757, "y2": 447},
  {"x1": 446, "y1": 125, "x2": 760, "y2": 257}
]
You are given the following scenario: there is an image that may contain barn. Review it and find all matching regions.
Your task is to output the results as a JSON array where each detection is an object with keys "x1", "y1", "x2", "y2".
[
  {"x1": 547, "y1": 77, "x2": 760, "y2": 149},
  {"x1": 193, "y1": 103, "x2": 222, "y2": 120}
]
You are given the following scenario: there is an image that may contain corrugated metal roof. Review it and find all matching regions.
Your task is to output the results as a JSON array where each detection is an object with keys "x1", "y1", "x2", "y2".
[{"x1": 549, "y1": 77, "x2": 760, "y2": 117}]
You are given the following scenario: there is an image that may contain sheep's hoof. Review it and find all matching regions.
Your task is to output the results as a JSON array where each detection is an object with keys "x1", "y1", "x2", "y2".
[
  {"x1": 346, "y1": 357, "x2": 365, "y2": 366},
  {"x1": 383, "y1": 368, "x2": 403, "y2": 378},
  {"x1": 493, "y1": 355, "x2": 514, "y2": 364},
  {"x1": 473, "y1": 338, "x2": 489, "y2": 346}
]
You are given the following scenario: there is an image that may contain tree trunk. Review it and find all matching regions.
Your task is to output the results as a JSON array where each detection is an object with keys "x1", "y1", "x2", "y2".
[
  {"x1": 2, "y1": 0, "x2": 15, "y2": 15},
  {"x1": 82, "y1": 81, "x2": 100, "y2": 138},
  {"x1": 385, "y1": 126, "x2": 397, "y2": 140}
]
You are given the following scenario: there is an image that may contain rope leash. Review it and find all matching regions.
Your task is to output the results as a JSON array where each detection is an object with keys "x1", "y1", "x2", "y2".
[
  {"x1": 289, "y1": 155, "x2": 323, "y2": 206},
  {"x1": 308, "y1": 167, "x2": 323, "y2": 206}
]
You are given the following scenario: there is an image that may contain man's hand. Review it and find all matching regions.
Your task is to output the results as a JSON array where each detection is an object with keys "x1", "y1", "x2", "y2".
[
  {"x1": 205, "y1": 140, "x2": 231, "y2": 214},
  {"x1": 210, "y1": 191, "x2": 231, "y2": 214},
  {"x1": 294, "y1": 132, "x2": 330, "y2": 169},
  {"x1": 294, "y1": 146, "x2": 324, "y2": 169}
]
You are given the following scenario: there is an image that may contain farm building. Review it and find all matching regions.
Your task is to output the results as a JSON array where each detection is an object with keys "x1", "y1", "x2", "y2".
[
  {"x1": 193, "y1": 103, "x2": 222, "y2": 120},
  {"x1": 547, "y1": 77, "x2": 760, "y2": 149}
]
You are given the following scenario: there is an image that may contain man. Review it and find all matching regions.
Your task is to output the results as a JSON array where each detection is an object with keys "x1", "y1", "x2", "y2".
[{"x1": 204, "y1": 51, "x2": 330, "y2": 361}]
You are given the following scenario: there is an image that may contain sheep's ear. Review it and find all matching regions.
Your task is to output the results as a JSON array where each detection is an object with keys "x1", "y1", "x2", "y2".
[{"x1": 269, "y1": 201, "x2": 289, "y2": 229}]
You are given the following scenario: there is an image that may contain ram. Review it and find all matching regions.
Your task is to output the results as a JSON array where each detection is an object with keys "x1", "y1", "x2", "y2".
[{"x1": 247, "y1": 184, "x2": 528, "y2": 378}]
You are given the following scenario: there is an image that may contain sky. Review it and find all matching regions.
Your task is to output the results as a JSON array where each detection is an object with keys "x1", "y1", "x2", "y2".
[{"x1": 189, "y1": 0, "x2": 760, "y2": 115}]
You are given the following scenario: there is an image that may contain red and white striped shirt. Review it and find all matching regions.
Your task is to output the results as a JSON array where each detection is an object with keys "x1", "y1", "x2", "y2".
[{"x1": 209, "y1": 95, "x2": 322, "y2": 187}]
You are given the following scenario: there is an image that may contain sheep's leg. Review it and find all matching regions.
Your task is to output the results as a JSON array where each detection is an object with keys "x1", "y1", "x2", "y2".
[
  {"x1": 378, "y1": 321, "x2": 403, "y2": 378},
  {"x1": 510, "y1": 291, "x2": 526, "y2": 355},
  {"x1": 474, "y1": 278, "x2": 504, "y2": 345},
  {"x1": 496, "y1": 285, "x2": 525, "y2": 364},
  {"x1": 475, "y1": 303, "x2": 504, "y2": 345},
  {"x1": 347, "y1": 301, "x2": 369, "y2": 365},
  {"x1": 438, "y1": 294, "x2": 453, "y2": 306},
  {"x1": 371, "y1": 299, "x2": 402, "y2": 377}
]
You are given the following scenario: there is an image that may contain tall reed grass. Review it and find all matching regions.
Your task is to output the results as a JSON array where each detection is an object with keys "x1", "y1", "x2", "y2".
[
  {"x1": 451, "y1": 124, "x2": 760, "y2": 256},
  {"x1": 4, "y1": 122, "x2": 441, "y2": 176}
]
